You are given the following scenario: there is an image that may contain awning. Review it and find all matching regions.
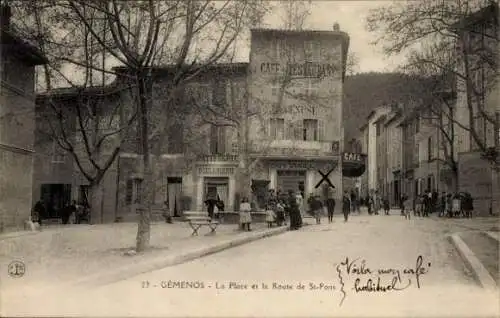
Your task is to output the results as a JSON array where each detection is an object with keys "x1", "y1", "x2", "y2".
[{"x1": 342, "y1": 152, "x2": 367, "y2": 178}]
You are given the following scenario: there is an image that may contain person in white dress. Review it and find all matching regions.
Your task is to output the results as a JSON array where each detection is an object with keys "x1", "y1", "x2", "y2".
[
  {"x1": 239, "y1": 197, "x2": 252, "y2": 231},
  {"x1": 295, "y1": 191, "x2": 304, "y2": 217}
]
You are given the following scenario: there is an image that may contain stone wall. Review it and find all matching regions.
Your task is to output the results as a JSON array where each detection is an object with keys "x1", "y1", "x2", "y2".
[{"x1": 0, "y1": 148, "x2": 33, "y2": 230}]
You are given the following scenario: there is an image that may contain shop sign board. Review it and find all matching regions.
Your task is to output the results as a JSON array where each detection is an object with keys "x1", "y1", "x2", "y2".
[
  {"x1": 269, "y1": 160, "x2": 338, "y2": 170},
  {"x1": 197, "y1": 165, "x2": 235, "y2": 176},
  {"x1": 260, "y1": 62, "x2": 338, "y2": 78}
]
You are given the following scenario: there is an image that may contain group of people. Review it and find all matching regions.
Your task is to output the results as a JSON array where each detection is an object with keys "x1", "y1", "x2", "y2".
[
  {"x1": 258, "y1": 189, "x2": 352, "y2": 230},
  {"x1": 399, "y1": 190, "x2": 475, "y2": 218},
  {"x1": 31, "y1": 200, "x2": 90, "y2": 225}
]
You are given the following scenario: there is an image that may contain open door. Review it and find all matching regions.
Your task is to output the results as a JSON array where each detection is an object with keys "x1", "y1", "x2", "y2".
[
  {"x1": 167, "y1": 177, "x2": 182, "y2": 217},
  {"x1": 251, "y1": 179, "x2": 270, "y2": 210}
]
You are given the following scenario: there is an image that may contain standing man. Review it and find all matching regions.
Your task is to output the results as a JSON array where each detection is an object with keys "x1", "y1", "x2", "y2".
[
  {"x1": 342, "y1": 191, "x2": 351, "y2": 222},
  {"x1": 325, "y1": 193, "x2": 336, "y2": 223}
]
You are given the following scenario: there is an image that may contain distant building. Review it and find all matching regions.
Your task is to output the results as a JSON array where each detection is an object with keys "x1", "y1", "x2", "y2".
[
  {"x1": 364, "y1": 106, "x2": 392, "y2": 195},
  {"x1": 452, "y1": 3, "x2": 499, "y2": 215},
  {"x1": 0, "y1": 5, "x2": 47, "y2": 230}
]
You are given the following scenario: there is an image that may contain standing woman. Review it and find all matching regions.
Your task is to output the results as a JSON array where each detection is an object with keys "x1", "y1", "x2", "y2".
[
  {"x1": 295, "y1": 190, "x2": 304, "y2": 223},
  {"x1": 239, "y1": 197, "x2": 252, "y2": 231},
  {"x1": 288, "y1": 190, "x2": 300, "y2": 230}
]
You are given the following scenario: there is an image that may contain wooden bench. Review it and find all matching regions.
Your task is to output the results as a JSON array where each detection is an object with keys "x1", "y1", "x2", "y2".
[{"x1": 183, "y1": 211, "x2": 219, "y2": 236}]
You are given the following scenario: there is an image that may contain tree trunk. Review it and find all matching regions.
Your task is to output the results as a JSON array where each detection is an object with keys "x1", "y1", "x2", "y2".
[
  {"x1": 451, "y1": 168, "x2": 459, "y2": 193},
  {"x1": 492, "y1": 165, "x2": 500, "y2": 216},
  {"x1": 136, "y1": 74, "x2": 152, "y2": 252},
  {"x1": 89, "y1": 181, "x2": 104, "y2": 224}
]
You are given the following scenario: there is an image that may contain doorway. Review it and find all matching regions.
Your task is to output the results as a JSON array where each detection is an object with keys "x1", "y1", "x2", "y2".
[
  {"x1": 251, "y1": 179, "x2": 270, "y2": 210},
  {"x1": 40, "y1": 184, "x2": 71, "y2": 219},
  {"x1": 277, "y1": 170, "x2": 306, "y2": 195},
  {"x1": 167, "y1": 177, "x2": 182, "y2": 217},
  {"x1": 203, "y1": 177, "x2": 229, "y2": 210},
  {"x1": 393, "y1": 180, "x2": 400, "y2": 205}
]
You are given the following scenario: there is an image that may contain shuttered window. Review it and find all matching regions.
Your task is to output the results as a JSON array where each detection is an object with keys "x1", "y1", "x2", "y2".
[
  {"x1": 270, "y1": 118, "x2": 285, "y2": 140},
  {"x1": 303, "y1": 119, "x2": 318, "y2": 141},
  {"x1": 210, "y1": 125, "x2": 226, "y2": 154},
  {"x1": 318, "y1": 119, "x2": 325, "y2": 141},
  {"x1": 125, "y1": 180, "x2": 133, "y2": 205}
]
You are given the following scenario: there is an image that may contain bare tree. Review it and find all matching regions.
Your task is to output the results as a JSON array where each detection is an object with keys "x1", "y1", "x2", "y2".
[
  {"x1": 278, "y1": 0, "x2": 313, "y2": 30},
  {"x1": 10, "y1": 0, "x2": 269, "y2": 251},
  {"x1": 367, "y1": 0, "x2": 499, "y2": 212}
]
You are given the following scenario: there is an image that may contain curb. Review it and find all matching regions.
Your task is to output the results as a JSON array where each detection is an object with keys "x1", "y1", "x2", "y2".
[
  {"x1": 448, "y1": 233, "x2": 498, "y2": 291},
  {"x1": 71, "y1": 226, "x2": 289, "y2": 288},
  {"x1": 485, "y1": 231, "x2": 500, "y2": 242}
]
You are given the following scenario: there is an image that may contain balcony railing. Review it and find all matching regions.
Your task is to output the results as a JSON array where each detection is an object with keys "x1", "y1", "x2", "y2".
[{"x1": 196, "y1": 154, "x2": 239, "y2": 162}]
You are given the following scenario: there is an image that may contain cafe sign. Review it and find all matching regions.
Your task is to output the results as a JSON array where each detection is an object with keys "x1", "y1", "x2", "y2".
[
  {"x1": 197, "y1": 165, "x2": 235, "y2": 176},
  {"x1": 260, "y1": 62, "x2": 338, "y2": 78},
  {"x1": 343, "y1": 152, "x2": 365, "y2": 163}
]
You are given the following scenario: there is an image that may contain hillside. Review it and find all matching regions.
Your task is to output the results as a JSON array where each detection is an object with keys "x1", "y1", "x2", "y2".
[{"x1": 343, "y1": 72, "x2": 422, "y2": 142}]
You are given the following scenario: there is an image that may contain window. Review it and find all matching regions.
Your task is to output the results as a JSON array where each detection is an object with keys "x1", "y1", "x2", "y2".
[
  {"x1": 427, "y1": 136, "x2": 433, "y2": 161},
  {"x1": 413, "y1": 143, "x2": 419, "y2": 164},
  {"x1": 135, "y1": 179, "x2": 143, "y2": 203},
  {"x1": 304, "y1": 40, "x2": 320, "y2": 61},
  {"x1": 303, "y1": 119, "x2": 318, "y2": 141},
  {"x1": 188, "y1": 83, "x2": 212, "y2": 106},
  {"x1": 125, "y1": 178, "x2": 143, "y2": 205},
  {"x1": 270, "y1": 118, "x2": 285, "y2": 140},
  {"x1": 167, "y1": 121, "x2": 184, "y2": 154},
  {"x1": 304, "y1": 79, "x2": 318, "y2": 97},
  {"x1": 271, "y1": 83, "x2": 280, "y2": 97},
  {"x1": 125, "y1": 180, "x2": 133, "y2": 205},
  {"x1": 51, "y1": 140, "x2": 65, "y2": 163},
  {"x1": 415, "y1": 117, "x2": 420, "y2": 133},
  {"x1": 210, "y1": 125, "x2": 226, "y2": 154}
]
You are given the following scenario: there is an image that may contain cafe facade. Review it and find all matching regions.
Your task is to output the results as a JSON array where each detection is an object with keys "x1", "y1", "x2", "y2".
[{"x1": 245, "y1": 28, "x2": 350, "y2": 205}]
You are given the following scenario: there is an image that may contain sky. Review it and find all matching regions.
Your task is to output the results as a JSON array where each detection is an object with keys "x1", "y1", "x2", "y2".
[
  {"x1": 50, "y1": 1, "x2": 407, "y2": 89},
  {"x1": 261, "y1": 1, "x2": 407, "y2": 73}
]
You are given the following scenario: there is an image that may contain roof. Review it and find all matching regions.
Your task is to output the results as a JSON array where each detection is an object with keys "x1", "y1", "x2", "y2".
[
  {"x1": 1, "y1": 28, "x2": 48, "y2": 65},
  {"x1": 36, "y1": 83, "x2": 123, "y2": 102},
  {"x1": 384, "y1": 110, "x2": 403, "y2": 127},
  {"x1": 112, "y1": 62, "x2": 249, "y2": 78},
  {"x1": 450, "y1": 2, "x2": 499, "y2": 32}
]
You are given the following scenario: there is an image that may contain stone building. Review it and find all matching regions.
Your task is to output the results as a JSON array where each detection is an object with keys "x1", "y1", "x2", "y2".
[
  {"x1": 452, "y1": 3, "x2": 499, "y2": 215},
  {"x1": 247, "y1": 28, "x2": 349, "y2": 203},
  {"x1": 364, "y1": 106, "x2": 392, "y2": 195},
  {"x1": 383, "y1": 109, "x2": 403, "y2": 207},
  {"x1": 0, "y1": 5, "x2": 47, "y2": 230},
  {"x1": 34, "y1": 85, "x2": 125, "y2": 223},
  {"x1": 34, "y1": 26, "x2": 350, "y2": 223}
]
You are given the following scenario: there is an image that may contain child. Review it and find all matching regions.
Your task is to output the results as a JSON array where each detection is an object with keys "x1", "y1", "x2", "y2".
[
  {"x1": 403, "y1": 195, "x2": 412, "y2": 220},
  {"x1": 276, "y1": 201, "x2": 285, "y2": 226},
  {"x1": 311, "y1": 195, "x2": 323, "y2": 224},
  {"x1": 383, "y1": 198, "x2": 390, "y2": 215},
  {"x1": 265, "y1": 209, "x2": 276, "y2": 228},
  {"x1": 239, "y1": 197, "x2": 252, "y2": 231}
]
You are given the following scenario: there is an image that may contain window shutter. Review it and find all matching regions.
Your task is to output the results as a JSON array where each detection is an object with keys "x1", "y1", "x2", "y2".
[
  {"x1": 210, "y1": 125, "x2": 217, "y2": 154},
  {"x1": 318, "y1": 119, "x2": 325, "y2": 141},
  {"x1": 220, "y1": 126, "x2": 227, "y2": 154},
  {"x1": 295, "y1": 120, "x2": 304, "y2": 140},
  {"x1": 286, "y1": 119, "x2": 293, "y2": 140}
]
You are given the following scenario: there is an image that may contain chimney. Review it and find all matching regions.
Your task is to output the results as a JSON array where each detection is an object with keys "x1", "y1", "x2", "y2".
[
  {"x1": 333, "y1": 23, "x2": 340, "y2": 31},
  {"x1": 1, "y1": 4, "x2": 11, "y2": 30}
]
